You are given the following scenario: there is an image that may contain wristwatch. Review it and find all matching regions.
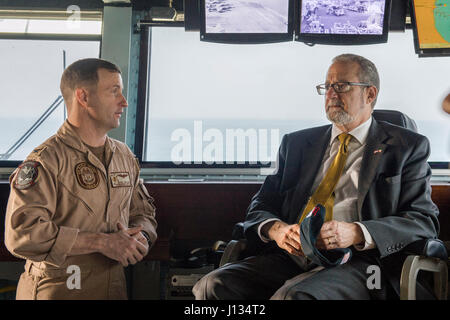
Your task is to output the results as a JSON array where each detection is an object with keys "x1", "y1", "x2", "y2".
[{"x1": 141, "y1": 230, "x2": 152, "y2": 246}]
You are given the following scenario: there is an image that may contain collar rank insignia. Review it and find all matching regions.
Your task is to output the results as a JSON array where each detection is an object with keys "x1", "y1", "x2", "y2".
[
  {"x1": 75, "y1": 162, "x2": 100, "y2": 190},
  {"x1": 110, "y1": 172, "x2": 131, "y2": 187},
  {"x1": 15, "y1": 161, "x2": 40, "y2": 190}
]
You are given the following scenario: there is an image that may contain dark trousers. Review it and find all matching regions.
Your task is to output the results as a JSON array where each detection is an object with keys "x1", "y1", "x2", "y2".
[{"x1": 193, "y1": 251, "x2": 391, "y2": 300}]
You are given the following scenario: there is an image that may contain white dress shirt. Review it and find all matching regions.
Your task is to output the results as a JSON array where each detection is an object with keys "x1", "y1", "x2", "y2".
[{"x1": 258, "y1": 116, "x2": 376, "y2": 251}]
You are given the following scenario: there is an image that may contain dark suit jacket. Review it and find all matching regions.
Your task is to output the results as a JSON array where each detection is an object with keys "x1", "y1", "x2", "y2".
[{"x1": 242, "y1": 118, "x2": 440, "y2": 298}]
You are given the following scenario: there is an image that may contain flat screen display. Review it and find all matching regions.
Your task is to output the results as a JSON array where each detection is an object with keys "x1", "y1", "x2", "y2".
[
  {"x1": 300, "y1": 0, "x2": 386, "y2": 34},
  {"x1": 296, "y1": 0, "x2": 391, "y2": 44},
  {"x1": 410, "y1": 0, "x2": 450, "y2": 56},
  {"x1": 205, "y1": 0, "x2": 290, "y2": 33},
  {"x1": 199, "y1": 0, "x2": 295, "y2": 43}
]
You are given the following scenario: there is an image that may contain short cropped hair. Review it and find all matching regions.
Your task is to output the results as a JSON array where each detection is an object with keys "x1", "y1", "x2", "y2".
[
  {"x1": 332, "y1": 54, "x2": 380, "y2": 108},
  {"x1": 60, "y1": 58, "x2": 121, "y2": 103}
]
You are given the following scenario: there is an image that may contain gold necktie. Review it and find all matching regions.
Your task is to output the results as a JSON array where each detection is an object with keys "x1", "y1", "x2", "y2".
[{"x1": 298, "y1": 133, "x2": 352, "y2": 224}]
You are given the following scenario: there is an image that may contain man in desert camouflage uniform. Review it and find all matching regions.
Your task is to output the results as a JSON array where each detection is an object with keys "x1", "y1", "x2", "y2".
[{"x1": 5, "y1": 58, "x2": 157, "y2": 299}]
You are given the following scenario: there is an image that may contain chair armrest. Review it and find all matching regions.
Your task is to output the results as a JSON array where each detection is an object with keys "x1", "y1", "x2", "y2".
[
  {"x1": 400, "y1": 239, "x2": 448, "y2": 300},
  {"x1": 231, "y1": 222, "x2": 245, "y2": 240},
  {"x1": 219, "y1": 239, "x2": 248, "y2": 267},
  {"x1": 403, "y1": 239, "x2": 448, "y2": 260},
  {"x1": 400, "y1": 255, "x2": 448, "y2": 300}
]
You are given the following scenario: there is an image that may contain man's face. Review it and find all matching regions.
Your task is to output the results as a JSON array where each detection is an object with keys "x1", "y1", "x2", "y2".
[
  {"x1": 86, "y1": 68, "x2": 128, "y2": 131},
  {"x1": 324, "y1": 61, "x2": 373, "y2": 131}
]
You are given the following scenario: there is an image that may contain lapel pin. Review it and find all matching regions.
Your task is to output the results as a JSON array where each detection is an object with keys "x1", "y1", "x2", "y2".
[{"x1": 373, "y1": 149, "x2": 382, "y2": 154}]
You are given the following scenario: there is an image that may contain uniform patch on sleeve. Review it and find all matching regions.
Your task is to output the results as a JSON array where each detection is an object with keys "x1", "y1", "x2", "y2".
[{"x1": 14, "y1": 161, "x2": 40, "y2": 190}]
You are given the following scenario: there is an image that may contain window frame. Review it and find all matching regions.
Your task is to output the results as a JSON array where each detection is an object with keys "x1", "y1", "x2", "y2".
[
  {"x1": 134, "y1": 23, "x2": 449, "y2": 172},
  {"x1": 0, "y1": 9, "x2": 102, "y2": 41}
]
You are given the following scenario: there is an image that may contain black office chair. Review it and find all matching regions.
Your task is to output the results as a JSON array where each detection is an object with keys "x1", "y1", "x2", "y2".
[{"x1": 219, "y1": 109, "x2": 448, "y2": 300}]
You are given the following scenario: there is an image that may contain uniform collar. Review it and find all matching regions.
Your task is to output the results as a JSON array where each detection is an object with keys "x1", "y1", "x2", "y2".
[
  {"x1": 330, "y1": 116, "x2": 372, "y2": 146},
  {"x1": 56, "y1": 120, "x2": 117, "y2": 154}
]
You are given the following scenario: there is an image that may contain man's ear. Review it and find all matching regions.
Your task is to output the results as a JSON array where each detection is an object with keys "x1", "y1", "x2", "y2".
[
  {"x1": 74, "y1": 88, "x2": 89, "y2": 109},
  {"x1": 366, "y1": 86, "x2": 378, "y2": 105}
]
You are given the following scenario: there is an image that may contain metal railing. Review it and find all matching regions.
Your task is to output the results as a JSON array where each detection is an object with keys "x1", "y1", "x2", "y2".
[{"x1": 0, "y1": 95, "x2": 64, "y2": 160}]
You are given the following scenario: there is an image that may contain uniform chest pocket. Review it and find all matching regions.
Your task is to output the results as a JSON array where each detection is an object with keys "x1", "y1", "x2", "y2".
[
  {"x1": 111, "y1": 187, "x2": 132, "y2": 212},
  {"x1": 113, "y1": 187, "x2": 132, "y2": 227},
  {"x1": 58, "y1": 179, "x2": 107, "y2": 217}
]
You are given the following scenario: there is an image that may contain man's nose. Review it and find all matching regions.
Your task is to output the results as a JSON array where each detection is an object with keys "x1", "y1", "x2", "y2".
[
  {"x1": 326, "y1": 85, "x2": 339, "y2": 99},
  {"x1": 120, "y1": 93, "x2": 128, "y2": 108}
]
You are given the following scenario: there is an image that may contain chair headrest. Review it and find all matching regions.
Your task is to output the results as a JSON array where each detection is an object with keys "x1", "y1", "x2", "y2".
[{"x1": 372, "y1": 110, "x2": 418, "y2": 132}]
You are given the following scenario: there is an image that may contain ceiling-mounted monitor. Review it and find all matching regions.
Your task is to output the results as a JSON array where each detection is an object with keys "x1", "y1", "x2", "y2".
[
  {"x1": 410, "y1": 0, "x2": 450, "y2": 57},
  {"x1": 295, "y1": 0, "x2": 392, "y2": 45},
  {"x1": 389, "y1": 0, "x2": 406, "y2": 31},
  {"x1": 199, "y1": 0, "x2": 295, "y2": 44}
]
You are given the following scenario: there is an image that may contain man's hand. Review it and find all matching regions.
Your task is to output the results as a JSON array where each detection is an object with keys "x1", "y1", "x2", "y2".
[
  {"x1": 316, "y1": 220, "x2": 364, "y2": 250},
  {"x1": 262, "y1": 220, "x2": 304, "y2": 256},
  {"x1": 99, "y1": 222, "x2": 148, "y2": 266},
  {"x1": 132, "y1": 228, "x2": 150, "y2": 257}
]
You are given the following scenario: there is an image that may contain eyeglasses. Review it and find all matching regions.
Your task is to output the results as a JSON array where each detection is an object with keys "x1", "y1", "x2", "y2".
[{"x1": 316, "y1": 82, "x2": 371, "y2": 95}]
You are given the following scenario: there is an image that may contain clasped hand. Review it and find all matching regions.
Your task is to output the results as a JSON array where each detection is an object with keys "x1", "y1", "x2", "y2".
[
  {"x1": 101, "y1": 222, "x2": 149, "y2": 266},
  {"x1": 268, "y1": 220, "x2": 363, "y2": 257}
]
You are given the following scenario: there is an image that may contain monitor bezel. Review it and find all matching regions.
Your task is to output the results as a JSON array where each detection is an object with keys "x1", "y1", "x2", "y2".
[
  {"x1": 410, "y1": 0, "x2": 450, "y2": 58},
  {"x1": 295, "y1": 0, "x2": 392, "y2": 45},
  {"x1": 389, "y1": 0, "x2": 407, "y2": 31},
  {"x1": 199, "y1": 0, "x2": 295, "y2": 44}
]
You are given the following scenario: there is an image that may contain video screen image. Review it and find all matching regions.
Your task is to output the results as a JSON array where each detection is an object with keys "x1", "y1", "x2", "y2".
[
  {"x1": 205, "y1": 0, "x2": 290, "y2": 33},
  {"x1": 300, "y1": 0, "x2": 386, "y2": 34},
  {"x1": 413, "y1": 0, "x2": 450, "y2": 49}
]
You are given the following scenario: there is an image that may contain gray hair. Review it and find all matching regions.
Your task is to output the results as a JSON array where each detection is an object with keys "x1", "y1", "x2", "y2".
[{"x1": 332, "y1": 54, "x2": 380, "y2": 108}]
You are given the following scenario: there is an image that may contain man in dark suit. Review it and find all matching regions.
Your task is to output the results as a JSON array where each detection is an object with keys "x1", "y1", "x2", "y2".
[{"x1": 193, "y1": 54, "x2": 440, "y2": 300}]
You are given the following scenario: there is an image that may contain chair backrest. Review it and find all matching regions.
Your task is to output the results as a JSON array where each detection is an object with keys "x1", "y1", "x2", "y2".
[{"x1": 372, "y1": 109, "x2": 418, "y2": 132}]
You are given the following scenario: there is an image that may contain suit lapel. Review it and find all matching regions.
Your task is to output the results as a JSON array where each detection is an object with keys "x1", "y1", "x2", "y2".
[
  {"x1": 357, "y1": 119, "x2": 390, "y2": 219},
  {"x1": 291, "y1": 126, "x2": 331, "y2": 220}
]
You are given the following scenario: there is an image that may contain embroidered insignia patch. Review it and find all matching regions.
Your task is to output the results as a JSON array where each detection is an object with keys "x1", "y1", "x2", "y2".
[
  {"x1": 110, "y1": 172, "x2": 131, "y2": 187},
  {"x1": 75, "y1": 162, "x2": 100, "y2": 190},
  {"x1": 15, "y1": 161, "x2": 39, "y2": 190}
]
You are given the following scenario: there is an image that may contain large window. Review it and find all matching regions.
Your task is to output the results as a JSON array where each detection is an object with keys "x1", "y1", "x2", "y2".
[
  {"x1": 143, "y1": 27, "x2": 450, "y2": 167},
  {"x1": 0, "y1": 39, "x2": 100, "y2": 162},
  {"x1": 0, "y1": 14, "x2": 101, "y2": 163}
]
